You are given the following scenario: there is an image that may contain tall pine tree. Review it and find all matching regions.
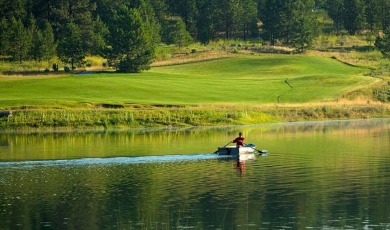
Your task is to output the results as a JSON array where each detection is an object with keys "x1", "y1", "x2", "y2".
[
  {"x1": 325, "y1": 0, "x2": 344, "y2": 33},
  {"x1": 57, "y1": 22, "x2": 85, "y2": 70},
  {"x1": 7, "y1": 17, "x2": 32, "y2": 62},
  {"x1": 343, "y1": 0, "x2": 366, "y2": 34},
  {"x1": 365, "y1": 0, "x2": 382, "y2": 32},
  {"x1": 162, "y1": 16, "x2": 193, "y2": 47},
  {"x1": 41, "y1": 22, "x2": 57, "y2": 65},
  {"x1": 105, "y1": 6, "x2": 155, "y2": 72},
  {"x1": 375, "y1": 28, "x2": 390, "y2": 58},
  {"x1": 196, "y1": 0, "x2": 217, "y2": 44},
  {"x1": 381, "y1": 0, "x2": 390, "y2": 30},
  {"x1": 0, "y1": 18, "x2": 8, "y2": 55},
  {"x1": 260, "y1": 0, "x2": 291, "y2": 45},
  {"x1": 238, "y1": 0, "x2": 259, "y2": 40},
  {"x1": 165, "y1": 0, "x2": 197, "y2": 34},
  {"x1": 290, "y1": 0, "x2": 317, "y2": 52}
]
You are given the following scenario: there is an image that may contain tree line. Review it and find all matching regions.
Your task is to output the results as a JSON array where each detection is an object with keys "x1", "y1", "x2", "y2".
[{"x1": 0, "y1": 0, "x2": 390, "y2": 72}]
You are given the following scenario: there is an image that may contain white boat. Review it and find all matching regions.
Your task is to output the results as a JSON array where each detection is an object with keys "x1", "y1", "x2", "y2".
[
  {"x1": 216, "y1": 143, "x2": 267, "y2": 160},
  {"x1": 216, "y1": 144, "x2": 259, "y2": 161}
]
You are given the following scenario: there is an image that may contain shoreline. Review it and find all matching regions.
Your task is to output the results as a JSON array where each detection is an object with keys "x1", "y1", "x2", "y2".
[{"x1": 1, "y1": 103, "x2": 389, "y2": 133}]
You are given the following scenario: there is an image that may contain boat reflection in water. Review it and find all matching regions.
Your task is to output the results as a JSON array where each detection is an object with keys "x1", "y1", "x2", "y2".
[
  {"x1": 235, "y1": 151, "x2": 268, "y2": 175},
  {"x1": 217, "y1": 143, "x2": 267, "y2": 175},
  {"x1": 236, "y1": 159, "x2": 247, "y2": 175}
]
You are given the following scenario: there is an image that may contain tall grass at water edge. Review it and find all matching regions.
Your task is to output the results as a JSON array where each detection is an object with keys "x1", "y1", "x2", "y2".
[
  {"x1": 1, "y1": 105, "x2": 389, "y2": 131},
  {"x1": 0, "y1": 109, "x2": 277, "y2": 130}
]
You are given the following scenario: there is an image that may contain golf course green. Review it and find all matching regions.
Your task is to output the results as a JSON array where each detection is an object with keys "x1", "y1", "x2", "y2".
[
  {"x1": 1, "y1": 54, "x2": 388, "y2": 130},
  {"x1": 0, "y1": 55, "x2": 373, "y2": 108}
]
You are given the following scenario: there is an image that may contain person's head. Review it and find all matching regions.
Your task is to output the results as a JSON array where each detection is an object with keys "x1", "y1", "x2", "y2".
[{"x1": 239, "y1": 132, "x2": 242, "y2": 136}]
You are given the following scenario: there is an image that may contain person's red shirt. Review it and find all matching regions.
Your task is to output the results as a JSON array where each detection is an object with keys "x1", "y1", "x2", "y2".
[{"x1": 233, "y1": 136, "x2": 245, "y2": 147}]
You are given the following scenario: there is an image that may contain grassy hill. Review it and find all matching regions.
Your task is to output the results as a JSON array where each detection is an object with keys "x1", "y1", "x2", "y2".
[
  {"x1": 0, "y1": 55, "x2": 374, "y2": 108},
  {"x1": 0, "y1": 54, "x2": 388, "y2": 130}
]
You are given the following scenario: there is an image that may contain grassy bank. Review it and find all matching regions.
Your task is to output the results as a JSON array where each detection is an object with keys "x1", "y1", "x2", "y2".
[
  {"x1": 0, "y1": 107, "x2": 274, "y2": 130},
  {"x1": 1, "y1": 103, "x2": 389, "y2": 131}
]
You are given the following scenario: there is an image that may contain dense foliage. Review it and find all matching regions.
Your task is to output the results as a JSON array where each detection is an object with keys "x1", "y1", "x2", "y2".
[
  {"x1": 1, "y1": 0, "x2": 390, "y2": 71},
  {"x1": 375, "y1": 28, "x2": 390, "y2": 58}
]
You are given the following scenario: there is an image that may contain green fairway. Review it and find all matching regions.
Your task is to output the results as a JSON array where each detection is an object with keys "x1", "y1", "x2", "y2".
[{"x1": 0, "y1": 55, "x2": 375, "y2": 108}]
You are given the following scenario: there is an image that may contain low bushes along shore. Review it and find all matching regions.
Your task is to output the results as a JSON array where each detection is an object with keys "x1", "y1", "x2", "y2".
[{"x1": 1, "y1": 104, "x2": 389, "y2": 132}]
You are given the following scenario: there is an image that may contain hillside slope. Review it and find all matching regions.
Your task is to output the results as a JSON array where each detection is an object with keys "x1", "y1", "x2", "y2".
[{"x1": 0, "y1": 55, "x2": 374, "y2": 109}]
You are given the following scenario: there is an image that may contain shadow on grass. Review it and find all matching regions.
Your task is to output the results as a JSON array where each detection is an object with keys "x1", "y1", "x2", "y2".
[
  {"x1": 2, "y1": 70, "x2": 68, "y2": 76},
  {"x1": 2, "y1": 69, "x2": 118, "y2": 76},
  {"x1": 317, "y1": 45, "x2": 375, "y2": 53}
]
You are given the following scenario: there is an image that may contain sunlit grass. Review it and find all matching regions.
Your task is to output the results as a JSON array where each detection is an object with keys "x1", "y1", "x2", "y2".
[
  {"x1": 0, "y1": 55, "x2": 374, "y2": 109},
  {"x1": 1, "y1": 53, "x2": 388, "y2": 130}
]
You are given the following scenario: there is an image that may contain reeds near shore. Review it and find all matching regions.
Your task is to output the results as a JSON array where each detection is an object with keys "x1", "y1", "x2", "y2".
[
  {"x1": 1, "y1": 104, "x2": 388, "y2": 131},
  {"x1": 0, "y1": 108, "x2": 275, "y2": 130}
]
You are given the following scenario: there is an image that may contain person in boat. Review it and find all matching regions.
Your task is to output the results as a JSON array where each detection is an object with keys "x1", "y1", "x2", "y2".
[{"x1": 232, "y1": 132, "x2": 245, "y2": 148}]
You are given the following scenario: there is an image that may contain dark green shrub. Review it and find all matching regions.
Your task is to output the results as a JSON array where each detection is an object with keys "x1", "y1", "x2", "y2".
[
  {"x1": 52, "y1": 63, "x2": 59, "y2": 72},
  {"x1": 64, "y1": 66, "x2": 71, "y2": 72}
]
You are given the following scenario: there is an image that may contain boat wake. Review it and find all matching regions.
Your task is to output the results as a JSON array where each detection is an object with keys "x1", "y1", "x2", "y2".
[{"x1": 0, "y1": 153, "x2": 236, "y2": 168}]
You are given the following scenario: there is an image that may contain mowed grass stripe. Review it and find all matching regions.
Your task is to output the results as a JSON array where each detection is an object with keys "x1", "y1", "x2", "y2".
[{"x1": 0, "y1": 55, "x2": 373, "y2": 108}]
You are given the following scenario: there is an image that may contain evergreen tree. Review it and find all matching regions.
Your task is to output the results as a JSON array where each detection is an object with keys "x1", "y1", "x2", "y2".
[
  {"x1": 174, "y1": 19, "x2": 193, "y2": 47},
  {"x1": 64, "y1": 0, "x2": 97, "y2": 55},
  {"x1": 260, "y1": 0, "x2": 290, "y2": 45},
  {"x1": 149, "y1": 0, "x2": 168, "y2": 23},
  {"x1": 4, "y1": 0, "x2": 390, "y2": 68},
  {"x1": 217, "y1": 0, "x2": 239, "y2": 39},
  {"x1": 196, "y1": 0, "x2": 217, "y2": 44},
  {"x1": 57, "y1": 22, "x2": 85, "y2": 70},
  {"x1": 314, "y1": 0, "x2": 327, "y2": 9},
  {"x1": 138, "y1": 0, "x2": 161, "y2": 44},
  {"x1": 0, "y1": 0, "x2": 27, "y2": 20},
  {"x1": 28, "y1": 0, "x2": 66, "y2": 36},
  {"x1": 41, "y1": 22, "x2": 57, "y2": 65},
  {"x1": 238, "y1": 0, "x2": 259, "y2": 40},
  {"x1": 290, "y1": 0, "x2": 317, "y2": 52},
  {"x1": 165, "y1": 0, "x2": 197, "y2": 34},
  {"x1": 325, "y1": 0, "x2": 345, "y2": 33},
  {"x1": 343, "y1": 0, "x2": 366, "y2": 34},
  {"x1": 365, "y1": 0, "x2": 382, "y2": 32},
  {"x1": 162, "y1": 17, "x2": 193, "y2": 47},
  {"x1": 90, "y1": 16, "x2": 108, "y2": 55},
  {"x1": 7, "y1": 17, "x2": 32, "y2": 62},
  {"x1": 381, "y1": 0, "x2": 390, "y2": 30},
  {"x1": 0, "y1": 18, "x2": 8, "y2": 55},
  {"x1": 91, "y1": 0, "x2": 113, "y2": 22},
  {"x1": 375, "y1": 28, "x2": 390, "y2": 58},
  {"x1": 105, "y1": 6, "x2": 155, "y2": 72},
  {"x1": 30, "y1": 26, "x2": 44, "y2": 61}
]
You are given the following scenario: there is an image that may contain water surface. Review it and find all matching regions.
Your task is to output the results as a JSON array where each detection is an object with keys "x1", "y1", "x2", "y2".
[{"x1": 1, "y1": 119, "x2": 389, "y2": 229}]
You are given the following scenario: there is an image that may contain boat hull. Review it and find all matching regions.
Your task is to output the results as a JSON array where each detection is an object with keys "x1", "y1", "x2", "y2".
[
  {"x1": 217, "y1": 146, "x2": 255, "y2": 155},
  {"x1": 217, "y1": 145, "x2": 257, "y2": 161}
]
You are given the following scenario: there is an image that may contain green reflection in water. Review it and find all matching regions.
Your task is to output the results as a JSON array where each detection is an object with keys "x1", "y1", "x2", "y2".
[
  {"x1": 1, "y1": 119, "x2": 389, "y2": 162},
  {"x1": 0, "y1": 119, "x2": 389, "y2": 229}
]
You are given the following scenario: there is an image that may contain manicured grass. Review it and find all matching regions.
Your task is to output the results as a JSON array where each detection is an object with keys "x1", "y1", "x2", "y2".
[{"x1": 0, "y1": 55, "x2": 375, "y2": 109}]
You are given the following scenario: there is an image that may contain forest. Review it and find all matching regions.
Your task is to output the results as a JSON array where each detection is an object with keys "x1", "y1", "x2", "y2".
[{"x1": 0, "y1": 0, "x2": 390, "y2": 72}]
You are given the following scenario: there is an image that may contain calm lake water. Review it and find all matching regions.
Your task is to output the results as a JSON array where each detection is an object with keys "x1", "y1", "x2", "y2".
[{"x1": 0, "y1": 119, "x2": 389, "y2": 229}]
